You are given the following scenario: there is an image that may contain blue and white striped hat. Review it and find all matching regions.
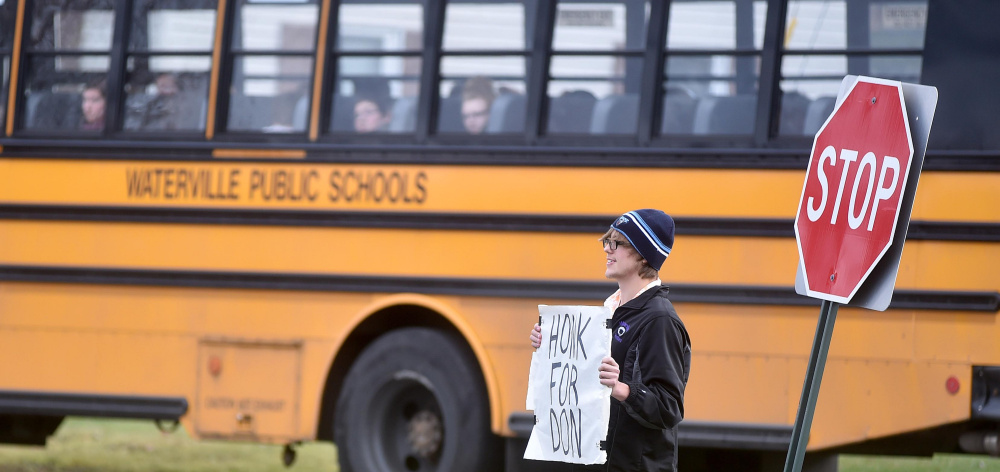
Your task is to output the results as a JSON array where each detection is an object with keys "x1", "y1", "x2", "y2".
[{"x1": 610, "y1": 209, "x2": 675, "y2": 271}]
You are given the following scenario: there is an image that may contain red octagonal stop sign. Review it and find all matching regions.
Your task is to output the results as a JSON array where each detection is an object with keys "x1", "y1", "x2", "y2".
[{"x1": 794, "y1": 77, "x2": 914, "y2": 303}]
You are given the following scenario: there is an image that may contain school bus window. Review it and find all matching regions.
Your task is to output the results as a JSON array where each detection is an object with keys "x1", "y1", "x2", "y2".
[
  {"x1": 0, "y1": 0, "x2": 14, "y2": 49},
  {"x1": 227, "y1": 0, "x2": 318, "y2": 133},
  {"x1": 661, "y1": 0, "x2": 766, "y2": 136},
  {"x1": 547, "y1": 1, "x2": 646, "y2": 135},
  {"x1": 21, "y1": 1, "x2": 114, "y2": 132},
  {"x1": 549, "y1": 56, "x2": 643, "y2": 135},
  {"x1": 30, "y1": 6, "x2": 115, "y2": 51},
  {"x1": 439, "y1": 1, "x2": 529, "y2": 135},
  {"x1": 667, "y1": 0, "x2": 766, "y2": 51},
  {"x1": 778, "y1": 0, "x2": 926, "y2": 137},
  {"x1": 330, "y1": 2, "x2": 423, "y2": 134},
  {"x1": 552, "y1": 2, "x2": 644, "y2": 51},
  {"x1": 442, "y1": 1, "x2": 528, "y2": 50},
  {"x1": 330, "y1": 57, "x2": 422, "y2": 134},
  {"x1": 439, "y1": 58, "x2": 526, "y2": 134},
  {"x1": 337, "y1": 2, "x2": 423, "y2": 53},
  {"x1": 124, "y1": 2, "x2": 216, "y2": 132}
]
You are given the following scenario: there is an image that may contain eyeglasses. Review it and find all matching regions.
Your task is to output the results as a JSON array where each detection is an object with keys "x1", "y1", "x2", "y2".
[
  {"x1": 601, "y1": 238, "x2": 629, "y2": 250},
  {"x1": 462, "y1": 110, "x2": 489, "y2": 120}
]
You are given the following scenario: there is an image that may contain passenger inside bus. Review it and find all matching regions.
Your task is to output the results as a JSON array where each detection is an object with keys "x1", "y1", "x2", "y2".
[
  {"x1": 461, "y1": 75, "x2": 495, "y2": 134},
  {"x1": 79, "y1": 79, "x2": 106, "y2": 131},
  {"x1": 123, "y1": 72, "x2": 210, "y2": 132},
  {"x1": 353, "y1": 94, "x2": 393, "y2": 133}
]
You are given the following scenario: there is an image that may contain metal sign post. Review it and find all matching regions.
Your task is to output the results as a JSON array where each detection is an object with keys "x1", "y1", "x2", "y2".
[{"x1": 782, "y1": 300, "x2": 839, "y2": 472}]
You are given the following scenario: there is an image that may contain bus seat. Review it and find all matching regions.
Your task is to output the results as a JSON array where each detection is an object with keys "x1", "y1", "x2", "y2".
[
  {"x1": 590, "y1": 94, "x2": 638, "y2": 134},
  {"x1": 661, "y1": 91, "x2": 697, "y2": 134},
  {"x1": 388, "y1": 96, "x2": 417, "y2": 133},
  {"x1": 23, "y1": 92, "x2": 43, "y2": 128},
  {"x1": 247, "y1": 96, "x2": 276, "y2": 130},
  {"x1": 26, "y1": 91, "x2": 81, "y2": 129},
  {"x1": 778, "y1": 91, "x2": 811, "y2": 136},
  {"x1": 266, "y1": 92, "x2": 305, "y2": 133},
  {"x1": 292, "y1": 95, "x2": 309, "y2": 131},
  {"x1": 228, "y1": 94, "x2": 277, "y2": 131},
  {"x1": 174, "y1": 73, "x2": 210, "y2": 131},
  {"x1": 437, "y1": 94, "x2": 464, "y2": 133},
  {"x1": 226, "y1": 94, "x2": 249, "y2": 130},
  {"x1": 802, "y1": 96, "x2": 836, "y2": 136},
  {"x1": 486, "y1": 93, "x2": 526, "y2": 133},
  {"x1": 330, "y1": 94, "x2": 355, "y2": 132},
  {"x1": 692, "y1": 95, "x2": 756, "y2": 135},
  {"x1": 547, "y1": 91, "x2": 596, "y2": 134}
]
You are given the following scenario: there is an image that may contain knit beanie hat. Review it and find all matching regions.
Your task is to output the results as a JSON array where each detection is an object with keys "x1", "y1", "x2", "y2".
[{"x1": 610, "y1": 209, "x2": 675, "y2": 271}]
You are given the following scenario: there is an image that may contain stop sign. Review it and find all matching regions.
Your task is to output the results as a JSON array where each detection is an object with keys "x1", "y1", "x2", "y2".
[{"x1": 794, "y1": 77, "x2": 914, "y2": 303}]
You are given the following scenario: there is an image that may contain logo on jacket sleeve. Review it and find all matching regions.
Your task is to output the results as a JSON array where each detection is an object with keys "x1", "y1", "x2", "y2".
[{"x1": 614, "y1": 321, "x2": 630, "y2": 342}]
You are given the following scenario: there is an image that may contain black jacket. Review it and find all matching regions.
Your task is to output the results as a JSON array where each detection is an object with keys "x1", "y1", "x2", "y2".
[{"x1": 603, "y1": 285, "x2": 691, "y2": 472}]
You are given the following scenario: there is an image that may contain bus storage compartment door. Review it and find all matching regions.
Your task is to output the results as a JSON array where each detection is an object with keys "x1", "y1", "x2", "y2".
[{"x1": 195, "y1": 339, "x2": 302, "y2": 441}]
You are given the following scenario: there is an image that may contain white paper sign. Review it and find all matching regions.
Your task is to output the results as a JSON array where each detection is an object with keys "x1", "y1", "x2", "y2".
[{"x1": 524, "y1": 305, "x2": 612, "y2": 464}]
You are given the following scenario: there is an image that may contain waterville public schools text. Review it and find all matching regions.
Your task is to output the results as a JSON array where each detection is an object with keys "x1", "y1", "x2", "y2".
[{"x1": 126, "y1": 167, "x2": 428, "y2": 204}]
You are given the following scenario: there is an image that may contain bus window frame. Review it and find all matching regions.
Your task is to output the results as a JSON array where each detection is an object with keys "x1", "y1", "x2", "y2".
[
  {"x1": 13, "y1": 0, "x2": 124, "y2": 137},
  {"x1": 773, "y1": 0, "x2": 925, "y2": 140},
  {"x1": 213, "y1": 0, "x2": 321, "y2": 140},
  {"x1": 119, "y1": 1, "x2": 219, "y2": 137},
  {"x1": 538, "y1": 1, "x2": 649, "y2": 140},
  {"x1": 316, "y1": 0, "x2": 444, "y2": 145},
  {"x1": 321, "y1": 51, "x2": 426, "y2": 142},
  {"x1": 12, "y1": 0, "x2": 219, "y2": 141},
  {"x1": 0, "y1": 0, "x2": 944, "y2": 158}
]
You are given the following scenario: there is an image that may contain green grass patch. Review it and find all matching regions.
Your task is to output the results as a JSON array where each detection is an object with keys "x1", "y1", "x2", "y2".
[
  {"x1": 0, "y1": 418, "x2": 337, "y2": 472},
  {"x1": 1, "y1": 418, "x2": 999, "y2": 471},
  {"x1": 840, "y1": 454, "x2": 1000, "y2": 472}
]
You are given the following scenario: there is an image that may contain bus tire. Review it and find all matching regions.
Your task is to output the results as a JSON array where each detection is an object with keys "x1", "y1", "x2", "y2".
[{"x1": 334, "y1": 327, "x2": 500, "y2": 472}]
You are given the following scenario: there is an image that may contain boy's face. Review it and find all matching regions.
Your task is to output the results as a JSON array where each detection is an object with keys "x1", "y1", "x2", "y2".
[
  {"x1": 461, "y1": 98, "x2": 490, "y2": 134},
  {"x1": 603, "y1": 236, "x2": 644, "y2": 280},
  {"x1": 82, "y1": 89, "x2": 105, "y2": 124},
  {"x1": 354, "y1": 100, "x2": 388, "y2": 133}
]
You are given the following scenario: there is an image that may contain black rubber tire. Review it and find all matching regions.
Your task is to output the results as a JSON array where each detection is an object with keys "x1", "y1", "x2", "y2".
[{"x1": 334, "y1": 327, "x2": 501, "y2": 472}]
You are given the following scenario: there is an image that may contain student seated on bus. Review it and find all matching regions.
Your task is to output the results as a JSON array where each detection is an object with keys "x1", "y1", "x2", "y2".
[
  {"x1": 79, "y1": 78, "x2": 107, "y2": 131},
  {"x1": 137, "y1": 73, "x2": 184, "y2": 130},
  {"x1": 461, "y1": 76, "x2": 495, "y2": 134},
  {"x1": 353, "y1": 94, "x2": 393, "y2": 133}
]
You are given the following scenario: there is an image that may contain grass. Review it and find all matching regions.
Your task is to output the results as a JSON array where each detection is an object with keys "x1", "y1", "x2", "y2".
[
  {"x1": 0, "y1": 418, "x2": 998, "y2": 471},
  {"x1": 0, "y1": 418, "x2": 337, "y2": 472},
  {"x1": 840, "y1": 454, "x2": 1000, "y2": 472}
]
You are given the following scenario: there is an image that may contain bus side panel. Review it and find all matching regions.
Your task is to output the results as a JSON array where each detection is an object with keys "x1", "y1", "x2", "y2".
[
  {"x1": 0, "y1": 282, "x2": 199, "y2": 399},
  {"x1": 680, "y1": 302, "x2": 994, "y2": 451},
  {"x1": 811, "y1": 359, "x2": 971, "y2": 449},
  {"x1": 0, "y1": 281, "x2": 356, "y2": 443}
]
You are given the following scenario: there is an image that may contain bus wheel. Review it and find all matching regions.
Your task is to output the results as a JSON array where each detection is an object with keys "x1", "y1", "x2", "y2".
[{"x1": 334, "y1": 327, "x2": 500, "y2": 472}]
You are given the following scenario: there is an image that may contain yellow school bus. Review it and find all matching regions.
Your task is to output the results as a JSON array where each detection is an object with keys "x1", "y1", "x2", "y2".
[{"x1": 0, "y1": 0, "x2": 997, "y2": 471}]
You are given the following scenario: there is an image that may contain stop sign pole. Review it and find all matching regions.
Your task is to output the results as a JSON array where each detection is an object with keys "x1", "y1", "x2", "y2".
[{"x1": 784, "y1": 76, "x2": 938, "y2": 472}]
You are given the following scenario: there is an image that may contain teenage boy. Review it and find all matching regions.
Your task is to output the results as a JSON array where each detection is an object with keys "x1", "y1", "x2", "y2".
[{"x1": 530, "y1": 209, "x2": 691, "y2": 471}]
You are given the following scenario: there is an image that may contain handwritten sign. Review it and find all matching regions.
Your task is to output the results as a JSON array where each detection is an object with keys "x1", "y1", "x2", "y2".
[{"x1": 524, "y1": 305, "x2": 611, "y2": 464}]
